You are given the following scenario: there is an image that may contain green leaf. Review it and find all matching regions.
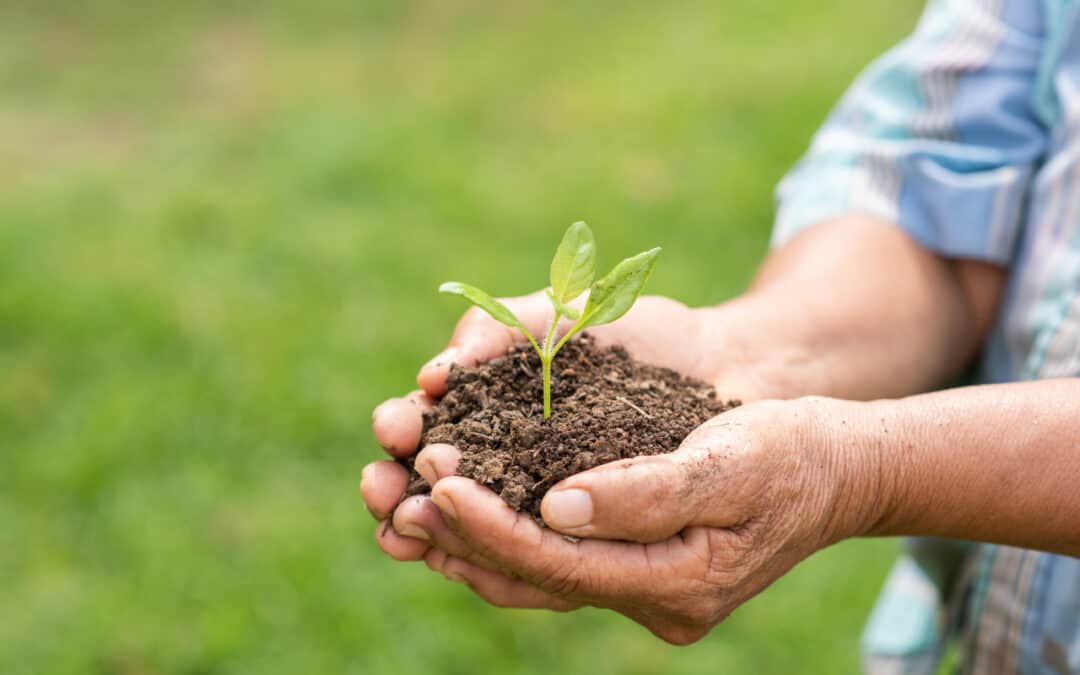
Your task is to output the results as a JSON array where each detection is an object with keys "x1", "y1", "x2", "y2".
[
  {"x1": 545, "y1": 288, "x2": 581, "y2": 321},
  {"x1": 549, "y1": 221, "x2": 596, "y2": 303},
  {"x1": 439, "y1": 282, "x2": 523, "y2": 329},
  {"x1": 576, "y1": 247, "x2": 661, "y2": 330}
]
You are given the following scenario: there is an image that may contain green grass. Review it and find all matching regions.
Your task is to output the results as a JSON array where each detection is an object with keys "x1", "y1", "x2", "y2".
[{"x1": 1, "y1": 2, "x2": 921, "y2": 672}]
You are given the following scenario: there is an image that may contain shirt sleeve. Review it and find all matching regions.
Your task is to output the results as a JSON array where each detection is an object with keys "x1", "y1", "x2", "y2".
[{"x1": 772, "y1": 0, "x2": 1049, "y2": 264}]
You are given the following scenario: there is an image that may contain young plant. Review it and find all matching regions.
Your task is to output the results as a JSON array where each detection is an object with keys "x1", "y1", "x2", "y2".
[{"x1": 439, "y1": 221, "x2": 661, "y2": 419}]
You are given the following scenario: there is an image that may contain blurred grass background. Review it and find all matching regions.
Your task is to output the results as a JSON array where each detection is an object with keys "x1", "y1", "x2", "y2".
[{"x1": 1, "y1": 1, "x2": 923, "y2": 673}]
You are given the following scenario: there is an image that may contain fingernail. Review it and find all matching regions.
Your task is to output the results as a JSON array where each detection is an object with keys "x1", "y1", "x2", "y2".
[
  {"x1": 423, "y1": 347, "x2": 460, "y2": 370},
  {"x1": 445, "y1": 569, "x2": 466, "y2": 583},
  {"x1": 397, "y1": 523, "x2": 431, "y2": 542},
  {"x1": 543, "y1": 489, "x2": 593, "y2": 529},
  {"x1": 431, "y1": 492, "x2": 458, "y2": 521},
  {"x1": 415, "y1": 456, "x2": 437, "y2": 486}
]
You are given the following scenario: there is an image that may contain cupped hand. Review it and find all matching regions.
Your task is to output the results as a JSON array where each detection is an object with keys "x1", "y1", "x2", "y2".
[
  {"x1": 361, "y1": 289, "x2": 752, "y2": 569},
  {"x1": 422, "y1": 398, "x2": 876, "y2": 644}
]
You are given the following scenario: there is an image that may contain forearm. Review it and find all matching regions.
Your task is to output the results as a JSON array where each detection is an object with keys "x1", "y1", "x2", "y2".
[
  {"x1": 850, "y1": 380, "x2": 1080, "y2": 557},
  {"x1": 699, "y1": 215, "x2": 1003, "y2": 400}
]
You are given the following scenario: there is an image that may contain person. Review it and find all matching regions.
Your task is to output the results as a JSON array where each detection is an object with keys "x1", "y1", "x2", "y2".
[{"x1": 362, "y1": 1, "x2": 1080, "y2": 672}]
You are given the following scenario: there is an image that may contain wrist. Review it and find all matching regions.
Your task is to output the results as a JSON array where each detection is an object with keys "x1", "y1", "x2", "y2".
[
  {"x1": 851, "y1": 398, "x2": 921, "y2": 539},
  {"x1": 797, "y1": 396, "x2": 898, "y2": 545},
  {"x1": 696, "y1": 295, "x2": 828, "y2": 402}
]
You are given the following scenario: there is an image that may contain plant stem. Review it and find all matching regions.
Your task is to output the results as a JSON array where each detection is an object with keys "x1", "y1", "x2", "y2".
[
  {"x1": 541, "y1": 312, "x2": 560, "y2": 420},
  {"x1": 542, "y1": 356, "x2": 552, "y2": 419},
  {"x1": 522, "y1": 330, "x2": 543, "y2": 357},
  {"x1": 543, "y1": 312, "x2": 559, "y2": 355}
]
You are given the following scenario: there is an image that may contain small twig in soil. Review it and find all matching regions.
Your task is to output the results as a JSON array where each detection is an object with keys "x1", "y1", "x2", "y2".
[
  {"x1": 616, "y1": 396, "x2": 652, "y2": 419},
  {"x1": 532, "y1": 475, "x2": 555, "y2": 491},
  {"x1": 517, "y1": 358, "x2": 536, "y2": 378}
]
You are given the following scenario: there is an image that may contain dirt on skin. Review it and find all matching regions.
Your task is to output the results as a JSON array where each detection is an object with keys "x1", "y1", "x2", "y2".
[{"x1": 399, "y1": 335, "x2": 741, "y2": 524}]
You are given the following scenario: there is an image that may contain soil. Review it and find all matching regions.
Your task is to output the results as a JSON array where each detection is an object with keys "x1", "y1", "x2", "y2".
[{"x1": 400, "y1": 334, "x2": 741, "y2": 525}]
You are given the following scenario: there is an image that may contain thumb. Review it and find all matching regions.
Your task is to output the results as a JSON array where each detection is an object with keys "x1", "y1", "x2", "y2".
[{"x1": 540, "y1": 417, "x2": 749, "y2": 542}]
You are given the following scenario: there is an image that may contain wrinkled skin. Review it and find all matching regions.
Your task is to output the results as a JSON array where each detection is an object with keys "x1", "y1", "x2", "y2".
[{"x1": 362, "y1": 291, "x2": 865, "y2": 644}]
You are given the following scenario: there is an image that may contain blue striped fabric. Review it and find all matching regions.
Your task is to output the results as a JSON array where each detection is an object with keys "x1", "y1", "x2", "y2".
[{"x1": 772, "y1": 1, "x2": 1080, "y2": 673}]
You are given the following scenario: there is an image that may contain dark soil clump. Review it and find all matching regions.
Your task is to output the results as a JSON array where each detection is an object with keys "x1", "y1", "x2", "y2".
[{"x1": 401, "y1": 335, "x2": 740, "y2": 524}]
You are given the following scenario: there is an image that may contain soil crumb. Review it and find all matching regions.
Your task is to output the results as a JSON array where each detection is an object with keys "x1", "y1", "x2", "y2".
[{"x1": 401, "y1": 335, "x2": 740, "y2": 524}]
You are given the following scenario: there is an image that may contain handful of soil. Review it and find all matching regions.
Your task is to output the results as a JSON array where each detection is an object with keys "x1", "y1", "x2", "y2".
[{"x1": 401, "y1": 335, "x2": 740, "y2": 524}]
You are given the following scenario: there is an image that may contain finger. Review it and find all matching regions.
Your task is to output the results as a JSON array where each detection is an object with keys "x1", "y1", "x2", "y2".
[
  {"x1": 539, "y1": 454, "x2": 697, "y2": 542},
  {"x1": 372, "y1": 397, "x2": 425, "y2": 458},
  {"x1": 360, "y1": 461, "x2": 408, "y2": 520},
  {"x1": 405, "y1": 390, "x2": 437, "y2": 411},
  {"x1": 392, "y1": 494, "x2": 502, "y2": 572},
  {"x1": 541, "y1": 417, "x2": 747, "y2": 542},
  {"x1": 431, "y1": 476, "x2": 653, "y2": 601},
  {"x1": 417, "y1": 292, "x2": 562, "y2": 397},
  {"x1": 424, "y1": 546, "x2": 449, "y2": 572},
  {"x1": 431, "y1": 552, "x2": 581, "y2": 612},
  {"x1": 415, "y1": 315, "x2": 516, "y2": 397},
  {"x1": 417, "y1": 347, "x2": 465, "y2": 399},
  {"x1": 414, "y1": 443, "x2": 461, "y2": 486},
  {"x1": 374, "y1": 519, "x2": 430, "y2": 561}
]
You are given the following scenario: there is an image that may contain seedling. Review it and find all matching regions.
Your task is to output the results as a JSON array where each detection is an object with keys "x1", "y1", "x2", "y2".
[{"x1": 439, "y1": 222, "x2": 661, "y2": 419}]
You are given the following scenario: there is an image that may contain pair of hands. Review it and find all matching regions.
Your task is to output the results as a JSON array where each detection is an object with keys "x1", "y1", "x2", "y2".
[{"x1": 362, "y1": 292, "x2": 873, "y2": 644}]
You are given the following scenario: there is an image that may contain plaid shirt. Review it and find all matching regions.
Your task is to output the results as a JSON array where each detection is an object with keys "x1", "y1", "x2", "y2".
[{"x1": 772, "y1": 1, "x2": 1080, "y2": 673}]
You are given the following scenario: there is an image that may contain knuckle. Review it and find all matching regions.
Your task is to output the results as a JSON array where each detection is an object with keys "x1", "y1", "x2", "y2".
[
  {"x1": 424, "y1": 548, "x2": 448, "y2": 572},
  {"x1": 461, "y1": 305, "x2": 489, "y2": 325},
  {"x1": 453, "y1": 524, "x2": 499, "y2": 560},
  {"x1": 441, "y1": 558, "x2": 473, "y2": 586},
  {"x1": 448, "y1": 526, "x2": 518, "y2": 576},
  {"x1": 643, "y1": 464, "x2": 675, "y2": 503},
  {"x1": 532, "y1": 560, "x2": 583, "y2": 598},
  {"x1": 460, "y1": 548, "x2": 499, "y2": 572},
  {"x1": 703, "y1": 529, "x2": 755, "y2": 586},
  {"x1": 458, "y1": 306, "x2": 517, "y2": 348},
  {"x1": 628, "y1": 473, "x2": 676, "y2": 537},
  {"x1": 637, "y1": 515, "x2": 677, "y2": 544}
]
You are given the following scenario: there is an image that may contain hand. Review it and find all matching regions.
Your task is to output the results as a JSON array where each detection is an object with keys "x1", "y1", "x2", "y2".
[
  {"x1": 361, "y1": 290, "x2": 763, "y2": 573},
  {"x1": 421, "y1": 397, "x2": 876, "y2": 644}
]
